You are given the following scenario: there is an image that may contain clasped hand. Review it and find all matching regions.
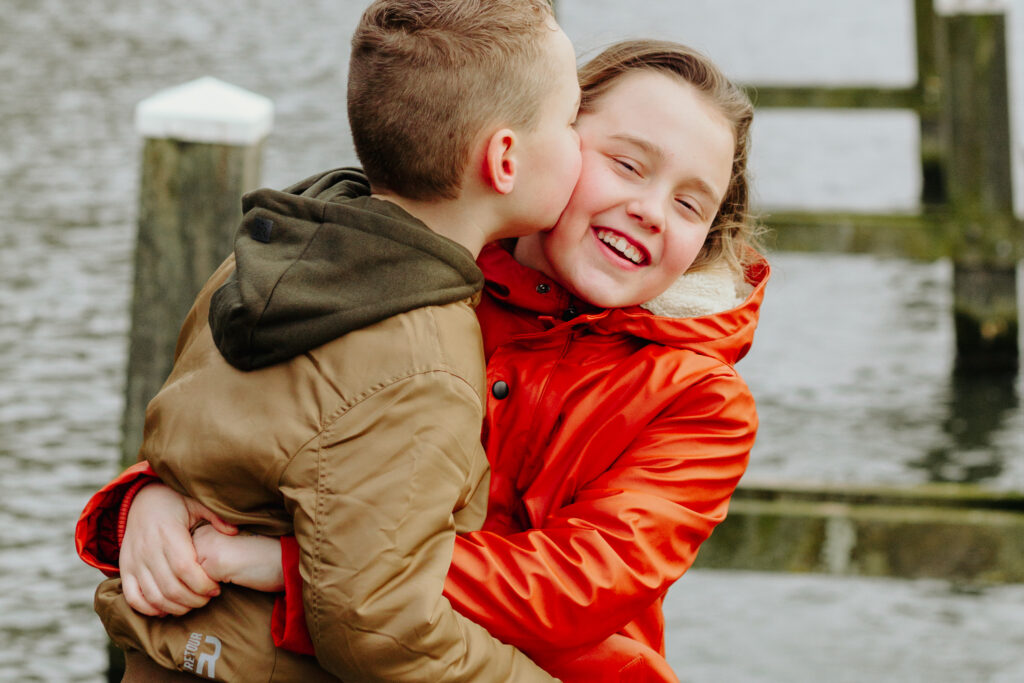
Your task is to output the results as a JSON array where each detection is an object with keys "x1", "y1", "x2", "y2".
[{"x1": 120, "y1": 483, "x2": 285, "y2": 616}]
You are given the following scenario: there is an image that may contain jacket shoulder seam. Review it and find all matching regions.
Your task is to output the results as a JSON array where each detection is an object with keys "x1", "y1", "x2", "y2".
[{"x1": 278, "y1": 362, "x2": 482, "y2": 477}]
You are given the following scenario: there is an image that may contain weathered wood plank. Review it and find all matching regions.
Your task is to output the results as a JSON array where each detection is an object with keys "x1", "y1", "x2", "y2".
[
  {"x1": 698, "y1": 483, "x2": 1024, "y2": 583},
  {"x1": 743, "y1": 85, "x2": 920, "y2": 111}
]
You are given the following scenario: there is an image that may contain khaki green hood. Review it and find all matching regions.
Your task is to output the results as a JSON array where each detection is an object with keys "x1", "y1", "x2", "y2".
[{"x1": 210, "y1": 168, "x2": 483, "y2": 370}]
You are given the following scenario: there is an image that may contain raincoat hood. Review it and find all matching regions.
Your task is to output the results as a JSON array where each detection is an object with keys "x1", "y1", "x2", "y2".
[
  {"x1": 477, "y1": 243, "x2": 769, "y2": 367},
  {"x1": 210, "y1": 168, "x2": 484, "y2": 370}
]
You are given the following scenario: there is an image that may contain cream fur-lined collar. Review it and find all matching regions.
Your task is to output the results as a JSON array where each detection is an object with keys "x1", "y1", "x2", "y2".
[{"x1": 639, "y1": 261, "x2": 753, "y2": 318}]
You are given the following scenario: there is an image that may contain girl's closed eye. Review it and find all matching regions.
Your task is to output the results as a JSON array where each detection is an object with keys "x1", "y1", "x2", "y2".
[
  {"x1": 614, "y1": 157, "x2": 640, "y2": 175},
  {"x1": 676, "y1": 196, "x2": 703, "y2": 218}
]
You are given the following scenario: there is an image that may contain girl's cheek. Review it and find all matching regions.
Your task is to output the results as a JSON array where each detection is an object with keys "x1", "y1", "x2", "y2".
[{"x1": 577, "y1": 165, "x2": 609, "y2": 199}]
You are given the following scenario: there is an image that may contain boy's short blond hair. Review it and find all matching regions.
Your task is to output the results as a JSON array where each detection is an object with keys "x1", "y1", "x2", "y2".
[{"x1": 348, "y1": 0, "x2": 558, "y2": 201}]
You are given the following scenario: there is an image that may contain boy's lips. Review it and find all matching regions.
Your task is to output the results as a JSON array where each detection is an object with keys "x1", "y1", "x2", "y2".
[{"x1": 592, "y1": 227, "x2": 650, "y2": 266}]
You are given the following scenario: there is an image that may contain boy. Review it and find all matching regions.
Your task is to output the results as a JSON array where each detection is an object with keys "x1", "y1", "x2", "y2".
[{"x1": 88, "y1": 0, "x2": 582, "y2": 680}]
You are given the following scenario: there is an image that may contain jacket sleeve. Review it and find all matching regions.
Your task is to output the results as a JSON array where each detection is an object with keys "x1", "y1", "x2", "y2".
[
  {"x1": 75, "y1": 461, "x2": 161, "y2": 575},
  {"x1": 279, "y1": 369, "x2": 555, "y2": 683},
  {"x1": 443, "y1": 371, "x2": 756, "y2": 652}
]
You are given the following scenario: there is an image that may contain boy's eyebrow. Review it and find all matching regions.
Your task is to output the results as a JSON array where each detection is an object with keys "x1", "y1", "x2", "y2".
[{"x1": 612, "y1": 133, "x2": 722, "y2": 202}]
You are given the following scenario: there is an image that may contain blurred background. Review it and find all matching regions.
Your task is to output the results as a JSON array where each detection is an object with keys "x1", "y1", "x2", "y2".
[{"x1": 1, "y1": 0, "x2": 1023, "y2": 680}]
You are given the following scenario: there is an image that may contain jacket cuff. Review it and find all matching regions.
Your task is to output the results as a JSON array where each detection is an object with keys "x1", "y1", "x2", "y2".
[
  {"x1": 75, "y1": 461, "x2": 160, "y2": 576},
  {"x1": 271, "y1": 536, "x2": 316, "y2": 655}
]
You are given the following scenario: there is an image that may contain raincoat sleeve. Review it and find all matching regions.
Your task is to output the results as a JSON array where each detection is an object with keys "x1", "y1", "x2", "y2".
[
  {"x1": 275, "y1": 370, "x2": 756, "y2": 656},
  {"x1": 75, "y1": 461, "x2": 161, "y2": 576},
  {"x1": 278, "y1": 369, "x2": 555, "y2": 683}
]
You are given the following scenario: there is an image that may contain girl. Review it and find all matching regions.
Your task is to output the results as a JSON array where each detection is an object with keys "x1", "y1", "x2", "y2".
[{"x1": 78, "y1": 39, "x2": 769, "y2": 681}]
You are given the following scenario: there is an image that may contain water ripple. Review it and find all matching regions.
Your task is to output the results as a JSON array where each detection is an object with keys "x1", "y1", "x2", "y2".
[{"x1": 3, "y1": 1, "x2": 1023, "y2": 681}]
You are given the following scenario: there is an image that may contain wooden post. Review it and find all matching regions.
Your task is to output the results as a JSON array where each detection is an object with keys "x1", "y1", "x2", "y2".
[
  {"x1": 110, "y1": 77, "x2": 271, "y2": 680},
  {"x1": 915, "y1": 0, "x2": 946, "y2": 206},
  {"x1": 120, "y1": 78, "x2": 273, "y2": 467},
  {"x1": 937, "y1": 4, "x2": 1019, "y2": 370}
]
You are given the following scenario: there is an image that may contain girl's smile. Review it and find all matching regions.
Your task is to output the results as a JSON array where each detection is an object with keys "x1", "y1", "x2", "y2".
[
  {"x1": 594, "y1": 228, "x2": 649, "y2": 266},
  {"x1": 515, "y1": 69, "x2": 736, "y2": 309}
]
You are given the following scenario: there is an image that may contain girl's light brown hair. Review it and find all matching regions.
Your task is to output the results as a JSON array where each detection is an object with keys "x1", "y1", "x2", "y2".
[
  {"x1": 578, "y1": 40, "x2": 765, "y2": 273},
  {"x1": 348, "y1": 0, "x2": 556, "y2": 201}
]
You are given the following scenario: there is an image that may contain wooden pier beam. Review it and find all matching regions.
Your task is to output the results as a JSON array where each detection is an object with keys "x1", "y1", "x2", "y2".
[
  {"x1": 697, "y1": 482, "x2": 1024, "y2": 583},
  {"x1": 120, "y1": 78, "x2": 272, "y2": 467},
  {"x1": 937, "y1": 7, "x2": 1019, "y2": 371}
]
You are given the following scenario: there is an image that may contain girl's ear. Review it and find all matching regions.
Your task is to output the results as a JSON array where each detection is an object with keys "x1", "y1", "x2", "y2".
[{"x1": 482, "y1": 128, "x2": 517, "y2": 195}]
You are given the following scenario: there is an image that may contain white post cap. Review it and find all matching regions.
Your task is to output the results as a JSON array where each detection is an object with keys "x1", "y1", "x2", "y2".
[
  {"x1": 934, "y1": 0, "x2": 1007, "y2": 15},
  {"x1": 135, "y1": 77, "x2": 274, "y2": 145}
]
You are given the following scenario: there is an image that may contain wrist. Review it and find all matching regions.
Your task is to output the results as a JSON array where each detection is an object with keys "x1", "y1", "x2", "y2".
[{"x1": 116, "y1": 477, "x2": 160, "y2": 547}]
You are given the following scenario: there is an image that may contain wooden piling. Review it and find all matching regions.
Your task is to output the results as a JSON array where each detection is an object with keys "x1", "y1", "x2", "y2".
[
  {"x1": 120, "y1": 78, "x2": 272, "y2": 467},
  {"x1": 749, "y1": 3, "x2": 1021, "y2": 373},
  {"x1": 914, "y1": 0, "x2": 946, "y2": 206},
  {"x1": 938, "y1": 8, "x2": 1019, "y2": 370}
]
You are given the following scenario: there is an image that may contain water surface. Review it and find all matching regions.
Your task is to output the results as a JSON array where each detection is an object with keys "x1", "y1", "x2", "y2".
[{"x1": 2, "y1": 1, "x2": 1023, "y2": 680}]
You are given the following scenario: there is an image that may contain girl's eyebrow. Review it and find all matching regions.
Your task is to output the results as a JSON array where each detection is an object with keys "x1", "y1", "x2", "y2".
[
  {"x1": 610, "y1": 133, "x2": 663, "y2": 161},
  {"x1": 610, "y1": 133, "x2": 723, "y2": 203}
]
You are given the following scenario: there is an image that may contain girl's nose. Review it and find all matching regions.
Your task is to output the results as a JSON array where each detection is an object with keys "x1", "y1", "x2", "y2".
[{"x1": 626, "y1": 194, "x2": 665, "y2": 233}]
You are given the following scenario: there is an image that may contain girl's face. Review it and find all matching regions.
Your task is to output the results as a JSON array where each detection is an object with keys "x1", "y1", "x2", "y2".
[{"x1": 515, "y1": 69, "x2": 736, "y2": 309}]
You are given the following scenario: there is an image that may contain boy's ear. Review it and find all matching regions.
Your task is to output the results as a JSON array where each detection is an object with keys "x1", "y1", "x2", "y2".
[{"x1": 482, "y1": 128, "x2": 517, "y2": 195}]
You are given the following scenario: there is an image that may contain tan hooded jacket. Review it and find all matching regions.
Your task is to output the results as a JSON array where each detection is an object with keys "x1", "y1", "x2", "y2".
[{"x1": 94, "y1": 169, "x2": 554, "y2": 682}]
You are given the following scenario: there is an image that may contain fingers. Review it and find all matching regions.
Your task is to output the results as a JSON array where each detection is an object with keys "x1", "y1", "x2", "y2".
[
  {"x1": 162, "y1": 542, "x2": 221, "y2": 600},
  {"x1": 122, "y1": 552, "x2": 215, "y2": 616},
  {"x1": 121, "y1": 572, "x2": 166, "y2": 617},
  {"x1": 119, "y1": 483, "x2": 225, "y2": 617},
  {"x1": 121, "y1": 556, "x2": 204, "y2": 618},
  {"x1": 185, "y1": 499, "x2": 238, "y2": 537},
  {"x1": 120, "y1": 527, "x2": 220, "y2": 616},
  {"x1": 202, "y1": 512, "x2": 239, "y2": 537}
]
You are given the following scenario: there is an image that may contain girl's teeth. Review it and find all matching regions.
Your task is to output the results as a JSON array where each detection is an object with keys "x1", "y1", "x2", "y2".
[{"x1": 597, "y1": 230, "x2": 643, "y2": 264}]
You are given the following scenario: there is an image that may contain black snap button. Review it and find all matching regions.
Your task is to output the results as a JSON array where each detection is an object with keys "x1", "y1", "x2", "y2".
[
  {"x1": 491, "y1": 380, "x2": 510, "y2": 400},
  {"x1": 561, "y1": 305, "x2": 578, "y2": 321},
  {"x1": 536, "y1": 283, "x2": 550, "y2": 294},
  {"x1": 252, "y1": 217, "x2": 274, "y2": 243}
]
